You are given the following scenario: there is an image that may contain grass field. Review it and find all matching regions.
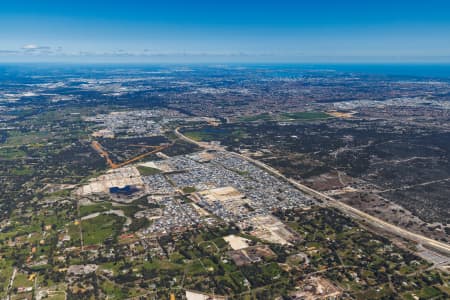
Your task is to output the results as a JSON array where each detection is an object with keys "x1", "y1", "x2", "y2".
[
  {"x1": 280, "y1": 111, "x2": 332, "y2": 120},
  {"x1": 137, "y1": 165, "x2": 161, "y2": 176},
  {"x1": 13, "y1": 272, "x2": 33, "y2": 288},
  {"x1": 101, "y1": 279, "x2": 127, "y2": 299},
  {"x1": 0, "y1": 147, "x2": 26, "y2": 160},
  {"x1": 183, "y1": 131, "x2": 214, "y2": 141},
  {"x1": 4, "y1": 130, "x2": 51, "y2": 146},
  {"x1": 239, "y1": 111, "x2": 332, "y2": 122},
  {"x1": 182, "y1": 186, "x2": 196, "y2": 193},
  {"x1": 46, "y1": 292, "x2": 66, "y2": 300},
  {"x1": 239, "y1": 113, "x2": 273, "y2": 122},
  {"x1": 79, "y1": 202, "x2": 113, "y2": 218},
  {"x1": 81, "y1": 214, "x2": 125, "y2": 245},
  {"x1": 10, "y1": 167, "x2": 33, "y2": 176},
  {"x1": 183, "y1": 128, "x2": 245, "y2": 142},
  {"x1": 0, "y1": 263, "x2": 13, "y2": 298}
]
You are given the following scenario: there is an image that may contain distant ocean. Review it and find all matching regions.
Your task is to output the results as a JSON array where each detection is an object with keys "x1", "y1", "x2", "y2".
[
  {"x1": 1, "y1": 62, "x2": 450, "y2": 80},
  {"x1": 268, "y1": 63, "x2": 450, "y2": 79},
  {"x1": 320, "y1": 64, "x2": 450, "y2": 78}
]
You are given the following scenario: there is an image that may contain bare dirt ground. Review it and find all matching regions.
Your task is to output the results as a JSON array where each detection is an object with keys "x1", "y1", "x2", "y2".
[{"x1": 303, "y1": 171, "x2": 449, "y2": 244}]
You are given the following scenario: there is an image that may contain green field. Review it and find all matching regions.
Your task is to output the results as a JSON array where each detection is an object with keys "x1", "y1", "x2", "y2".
[
  {"x1": 239, "y1": 113, "x2": 273, "y2": 122},
  {"x1": 81, "y1": 214, "x2": 125, "y2": 245},
  {"x1": 0, "y1": 147, "x2": 27, "y2": 160},
  {"x1": 0, "y1": 263, "x2": 13, "y2": 298},
  {"x1": 137, "y1": 165, "x2": 161, "y2": 176},
  {"x1": 10, "y1": 167, "x2": 33, "y2": 176},
  {"x1": 239, "y1": 111, "x2": 332, "y2": 122},
  {"x1": 280, "y1": 111, "x2": 332, "y2": 120},
  {"x1": 183, "y1": 128, "x2": 245, "y2": 142},
  {"x1": 182, "y1": 186, "x2": 196, "y2": 193},
  {"x1": 79, "y1": 202, "x2": 113, "y2": 218}
]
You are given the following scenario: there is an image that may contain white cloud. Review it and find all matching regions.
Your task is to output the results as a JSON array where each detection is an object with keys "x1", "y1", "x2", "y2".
[
  {"x1": 20, "y1": 44, "x2": 54, "y2": 55},
  {"x1": 22, "y1": 44, "x2": 39, "y2": 50}
]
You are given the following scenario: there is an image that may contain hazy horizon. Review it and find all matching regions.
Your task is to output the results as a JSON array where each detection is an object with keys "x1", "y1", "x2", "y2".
[{"x1": 1, "y1": 1, "x2": 450, "y2": 63}]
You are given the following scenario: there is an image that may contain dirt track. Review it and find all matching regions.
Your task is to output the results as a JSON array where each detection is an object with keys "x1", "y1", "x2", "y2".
[{"x1": 91, "y1": 140, "x2": 170, "y2": 169}]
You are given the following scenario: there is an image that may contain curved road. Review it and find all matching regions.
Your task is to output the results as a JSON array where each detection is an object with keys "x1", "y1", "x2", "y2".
[{"x1": 175, "y1": 127, "x2": 450, "y2": 256}]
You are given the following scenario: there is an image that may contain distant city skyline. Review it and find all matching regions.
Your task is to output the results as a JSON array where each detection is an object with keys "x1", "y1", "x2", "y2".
[{"x1": 1, "y1": 0, "x2": 450, "y2": 62}]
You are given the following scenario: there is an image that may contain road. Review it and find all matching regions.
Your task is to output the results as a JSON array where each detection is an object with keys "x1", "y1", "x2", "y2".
[
  {"x1": 76, "y1": 201, "x2": 84, "y2": 251},
  {"x1": 81, "y1": 209, "x2": 132, "y2": 226},
  {"x1": 6, "y1": 267, "x2": 17, "y2": 300},
  {"x1": 174, "y1": 127, "x2": 450, "y2": 257}
]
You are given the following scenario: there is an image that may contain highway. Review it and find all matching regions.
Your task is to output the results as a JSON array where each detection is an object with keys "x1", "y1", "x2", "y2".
[{"x1": 174, "y1": 127, "x2": 450, "y2": 256}]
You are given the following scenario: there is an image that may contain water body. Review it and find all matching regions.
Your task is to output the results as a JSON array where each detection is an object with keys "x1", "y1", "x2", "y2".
[
  {"x1": 251, "y1": 63, "x2": 450, "y2": 80},
  {"x1": 316, "y1": 63, "x2": 450, "y2": 79},
  {"x1": 0, "y1": 132, "x2": 6, "y2": 144}
]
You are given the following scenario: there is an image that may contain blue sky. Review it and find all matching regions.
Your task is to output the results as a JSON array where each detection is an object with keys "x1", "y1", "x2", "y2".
[{"x1": 1, "y1": 0, "x2": 450, "y2": 62}]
